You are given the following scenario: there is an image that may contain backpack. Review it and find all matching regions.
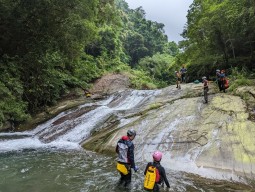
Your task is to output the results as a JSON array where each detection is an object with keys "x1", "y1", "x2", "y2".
[
  {"x1": 224, "y1": 79, "x2": 229, "y2": 89},
  {"x1": 144, "y1": 165, "x2": 160, "y2": 190},
  {"x1": 116, "y1": 162, "x2": 128, "y2": 175}
]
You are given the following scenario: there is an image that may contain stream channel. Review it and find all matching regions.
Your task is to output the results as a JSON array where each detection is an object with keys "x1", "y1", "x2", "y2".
[{"x1": 0, "y1": 89, "x2": 254, "y2": 191}]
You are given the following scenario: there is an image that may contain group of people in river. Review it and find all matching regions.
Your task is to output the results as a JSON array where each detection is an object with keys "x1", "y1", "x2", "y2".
[{"x1": 116, "y1": 129, "x2": 170, "y2": 191}]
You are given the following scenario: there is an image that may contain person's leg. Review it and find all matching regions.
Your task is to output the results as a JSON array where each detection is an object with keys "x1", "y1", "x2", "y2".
[
  {"x1": 204, "y1": 88, "x2": 208, "y2": 103},
  {"x1": 223, "y1": 80, "x2": 226, "y2": 93},
  {"x1": 118, "y1": 173, "x2": 125, "y2": 185},
  {"x1": 124, "y1": 168, "x2": 132, "y2": 187},
  {"x1": 218, "y1": 80, "x2": 222, "y2": 91},
  {"x1": 153, "y1": 183, "x2": 160, "y2": 192}
]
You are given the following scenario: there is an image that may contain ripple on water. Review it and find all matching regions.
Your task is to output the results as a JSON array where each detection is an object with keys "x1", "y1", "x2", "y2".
[{"x1": 0, "y1": 150, "x2": 254, "y2": 192}]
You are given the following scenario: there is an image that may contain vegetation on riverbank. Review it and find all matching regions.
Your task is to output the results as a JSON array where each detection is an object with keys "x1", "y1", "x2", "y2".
[{"x1": 1, "y1": 0, "x2": 255, "y2": 129}]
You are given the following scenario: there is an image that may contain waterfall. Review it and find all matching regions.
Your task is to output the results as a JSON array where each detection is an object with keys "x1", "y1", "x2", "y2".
[{"x1": 0, "y1": 89, "x2": 161, "y2": 152}]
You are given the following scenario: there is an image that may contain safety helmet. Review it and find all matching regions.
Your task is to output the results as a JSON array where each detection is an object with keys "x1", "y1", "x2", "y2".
[
  {"x1": 153, "y1": 151, "x2": 162, "y2": 162},
  {"x1": 175, "y1": 71, "x2": 178, "y2": 73},
  {"x1": 127, "y1": 129, "x2": 136, "y2": 137},
  {"x1": 216, "y1": 69, "x2": 220, "y2": 72},
  {"x1": 202, "y1": 76, "x2": 206, "y2": 80}
]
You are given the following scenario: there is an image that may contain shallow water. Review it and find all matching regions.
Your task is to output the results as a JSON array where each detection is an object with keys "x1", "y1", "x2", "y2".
[{"x1": 0, "y1": 149, "x2": 253, "y2": 192}]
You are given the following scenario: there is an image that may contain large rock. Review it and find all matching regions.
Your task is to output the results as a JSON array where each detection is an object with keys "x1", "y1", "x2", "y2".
[
  {"x1": 90, "y1": 73, "x2": 130, "y2": 96},
  {"x1": 83, "y1": 83, "x2": 255, "y2": 181}
]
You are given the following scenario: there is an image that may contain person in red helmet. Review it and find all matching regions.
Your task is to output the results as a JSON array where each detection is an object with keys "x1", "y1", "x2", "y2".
[
  {"x1": 116, "y1": 129, "x2": 138, "y2": 187},
  {"x1": 144, "y1": 151, "x2": 170, "y2": 191}
]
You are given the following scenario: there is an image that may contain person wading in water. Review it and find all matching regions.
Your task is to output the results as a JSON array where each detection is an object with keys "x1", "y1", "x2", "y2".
[
  {"x1": 144, "y1": 151, "x2": 170, "y2": 191},
  {"x1": 116, "y1": 129, "x2": 138, "y2": 187}
]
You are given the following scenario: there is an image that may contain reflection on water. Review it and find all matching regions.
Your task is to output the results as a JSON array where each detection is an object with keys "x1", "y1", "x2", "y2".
[{"x1": 0, "y1": 150, "x2": 253, "y2": 192}]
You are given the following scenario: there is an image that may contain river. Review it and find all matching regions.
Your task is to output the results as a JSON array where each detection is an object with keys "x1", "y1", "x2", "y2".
[
  {"x1": 0, "y1": 149, "x2": 253, "y2": 192},
  {"x1": 0, "y1": 89, "x2": 254, "y2": 191}
]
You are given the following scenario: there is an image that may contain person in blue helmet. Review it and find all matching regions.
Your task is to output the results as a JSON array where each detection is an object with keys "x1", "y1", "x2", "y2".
[{"x1": 116, "y1": 129, "x2": 138, "y2": 187}]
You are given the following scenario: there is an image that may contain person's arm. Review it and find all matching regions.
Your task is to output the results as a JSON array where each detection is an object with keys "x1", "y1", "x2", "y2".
[
  {"x1": 115, "y1": 145, "x2": 118, "y2": 154},
  {"x1": 161, "y1": 167, "x2": 170, "y2": 188},
  {"x1": 144, "y1": 163, "x2": 150, "y2": 175},
  {"x1": 128, "y1": 142, "x2": 135, "y2": 168},
  {"x1": 115, "y1": 140, "x2": 119, "y2": 154}
]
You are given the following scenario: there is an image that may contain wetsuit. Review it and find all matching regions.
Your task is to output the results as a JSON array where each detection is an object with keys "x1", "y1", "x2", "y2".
[
  {"x1": 144, "y1": 162, "x2": 170, "y2": 191},
  {"x1": 116, "y1": 136, "x2": 136, "y2": 186}
]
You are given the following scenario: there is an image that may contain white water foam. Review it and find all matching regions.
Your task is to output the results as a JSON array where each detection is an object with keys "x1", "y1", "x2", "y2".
[
  {"x1": 0, "y1": 137, "x2": 82, "y2": 152},
  {"x1": 0, "y1": 89, "x2": 160, "y2": 152}
]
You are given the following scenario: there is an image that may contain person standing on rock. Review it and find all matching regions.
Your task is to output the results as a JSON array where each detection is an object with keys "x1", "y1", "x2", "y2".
[
  {"x1": 216, "y1": 69, "x2": 221, "y2": 91},
  {"x1": 180, "y1": 65, "x2": 187, "y2": 83},
  {"x1": 219, "y1": 70, "x2": 226, "y2": 93},
  {"x1": 116, "y1": 129, "x2": 138, "y2": 187},
  {"x1": 175, "y1": 71, "x2": 181, "y2": 89},
  {"x1": 202, "y1": 76, "x2": 209, "y2": 103}
]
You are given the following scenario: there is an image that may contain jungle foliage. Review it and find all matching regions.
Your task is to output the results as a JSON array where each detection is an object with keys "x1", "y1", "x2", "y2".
[
  {"x1": 2, "y1": 0, "x2": 255, "y2": 129},
  {"x1": 179, "y1": 0, "x2": 255, "y2": 81},
  {"x1": 0, "y1": 0, "x2": 176, "y2": 128}
]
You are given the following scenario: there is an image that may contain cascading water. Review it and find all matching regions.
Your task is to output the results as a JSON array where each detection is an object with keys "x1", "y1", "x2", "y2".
[
  {"x1": 0, "y1": 90, "x2": 159, "y2": 152},
  {"x1": 0, "y1": 88, "x2": 254, "y2": 191}
]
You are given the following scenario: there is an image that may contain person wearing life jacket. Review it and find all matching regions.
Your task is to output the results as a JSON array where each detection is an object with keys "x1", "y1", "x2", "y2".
[
  {"x1": 144, "y1": 151, "x2": 170, "y2": 192},
  {"x1": 116, "y1": 129, "x2": 138, "y2": 187},
  {"x1": 202, "y1": 76, "x2": 209, "y2": 104},
  {"x1": 216, "y1": 69, "x2": 221, "y2": 91},
  {"x1": 219, "y1": 70, "x2": 226, "y2": 92}
]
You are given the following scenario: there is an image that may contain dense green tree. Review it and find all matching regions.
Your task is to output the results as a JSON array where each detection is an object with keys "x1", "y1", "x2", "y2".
[
  {"x1": 180, "y1": 0, "x2": 255, "y2": 79},
  {"x1": 0, "y1": 0, "x2": 179, "y2": 129},
  {"x1": 137, "y1": 53, "x2": 175, "y2": 87},
  {"x1": 0, "y1": 0, "x2": 100, "y2": 127}
]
